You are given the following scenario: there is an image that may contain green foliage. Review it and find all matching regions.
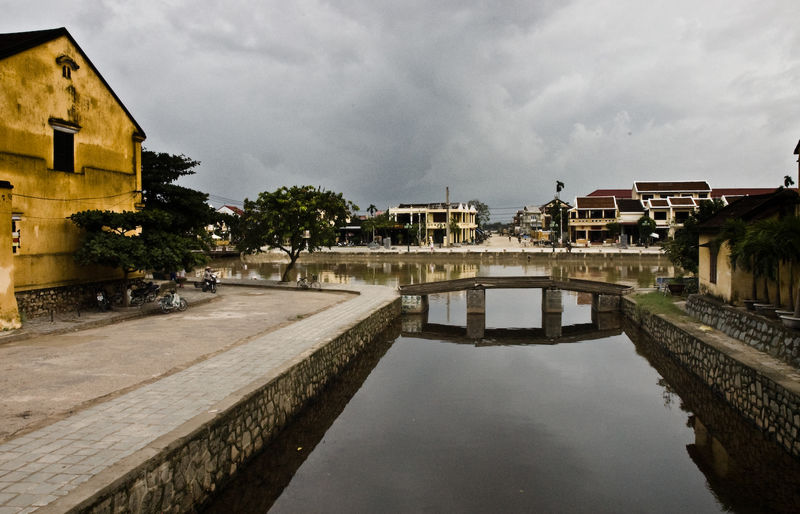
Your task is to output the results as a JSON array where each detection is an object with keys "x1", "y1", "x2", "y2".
[
  {"x1": 637, "y1": 216, "x2": 657, "y2": 245},
  {"x1": 632, "y1": 291, "x2": 686, "y2": 318},
  {"x1": 546, "y1": 202, "x2": 569, "y2": 238},
  {"x1": 69, "y1": 209, "x2": 206, "y2": 303},
  {"x1": 468, "y1": 199, "x2": 490, "y2": 229},
  {"x1": 141, "y1": 149, "x2": 215, "y2": 238},
  {"x1": 662, "y1": 198, "x2": 725, "y2": 274},
  {"x1": 361, "y1": 212, "x2": 393, "y2": 238},
  {"x1": 605, "y1": 221, "x2": 621, "y2": 239},
  {"x1": 235, "y1": 185, "x2": 358, "y2": 281}
]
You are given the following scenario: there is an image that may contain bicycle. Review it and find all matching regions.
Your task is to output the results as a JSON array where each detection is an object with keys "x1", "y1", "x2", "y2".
[{"x1": 297, "y1": 274, "x2": 321, "y2": 289}]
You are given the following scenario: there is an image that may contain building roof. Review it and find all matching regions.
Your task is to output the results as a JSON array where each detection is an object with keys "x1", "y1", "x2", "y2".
[
  {"x1": 794, "y1": 140, "x2": 800, "y2": 155},
  {"x1": 634, "y1": 181, "x2": 710, "y2": 193},
  {"x1": 587, "y1": 189, "x2": 631, "y2": 199},
  {"x1": 0, "y1": 27, "x2": 145, "y2": 138},
  {"x1": 217, "y1": 205, "x2": 244, "y2": 216},
  {"x1": 575, "y1": 196, "x2": 615, "y2": 209},
  {"x1": 710, "y1": 187, "x2": 778, "y2": 198},
  {"x1": 668, "y1": 197, "x2": 695, "y2": 207},
  {"x1": 394, "y1": 203, "x2": 474, "y2": 210},
  {"x1": 647, "y1": 199, "x2": 669, "y2": 208},
  {"x1": 698, "y1": 189, "x2": 799, "y2": 231},
  {"x1": 616, "y1": 199, "x2": 644, "y2": 212}
]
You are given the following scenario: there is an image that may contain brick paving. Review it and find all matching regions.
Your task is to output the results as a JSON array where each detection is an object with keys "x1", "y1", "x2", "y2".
[{"x1": 0, "y1": 283, "x2": 397, "y2": 513}]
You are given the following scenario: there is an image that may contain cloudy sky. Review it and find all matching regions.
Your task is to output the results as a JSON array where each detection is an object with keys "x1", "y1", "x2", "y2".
[{"x1": 4, "y1": 1, "x2": 800, "y2": 221}]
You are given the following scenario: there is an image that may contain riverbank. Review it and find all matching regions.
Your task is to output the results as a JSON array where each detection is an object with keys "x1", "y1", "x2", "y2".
[
  {"x1": 625, "y1": 292, "x2": 800, "y2": 458},
  {"x1": 0, "y1": 282, "x2": 399, "y2": 513}
]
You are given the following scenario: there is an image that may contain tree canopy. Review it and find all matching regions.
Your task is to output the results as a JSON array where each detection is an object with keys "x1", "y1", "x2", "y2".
[
  {"x1": 70, "y1": 209, "x2": 205, "y2": 304},
  {"x1": 141, "y1": 149, "x2": 215, "y2": 238},
  {"x1": 235, "y1": 185, "x2": 358, "y2": 281}
]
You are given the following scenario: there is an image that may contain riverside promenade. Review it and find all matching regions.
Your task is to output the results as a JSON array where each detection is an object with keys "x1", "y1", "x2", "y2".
[{"x1": 0, "y1": 281, "x2": 398, "y2": 513}]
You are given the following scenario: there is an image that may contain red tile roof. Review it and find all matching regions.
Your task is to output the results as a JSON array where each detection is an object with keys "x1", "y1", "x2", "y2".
[
  {"x1": 710, "y1": 188, "x2": 779, "y2": 198},
  {"x1": 575, "y1": 196, "x2": 616, "y2": 209},
  {"x1": 634, "y1": 181, "x2": 710, "y2": 192},
  {"x1": 587, "y1": 189, "x2": 631, "y2": 199},
  {"x1": 668, "y1": 197, "x2": 695, "y2": 206}
]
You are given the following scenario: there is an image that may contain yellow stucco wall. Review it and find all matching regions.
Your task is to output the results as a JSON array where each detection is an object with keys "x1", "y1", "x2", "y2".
[{"x1": 0, "y1": 35, "x2": 143, "y2": 291}]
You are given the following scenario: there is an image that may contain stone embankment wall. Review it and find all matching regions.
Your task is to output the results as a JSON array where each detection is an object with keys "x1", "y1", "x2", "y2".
[
  {"x1": 686, "y1": 295, "x2": 800, "y2": 369},
  {"x1": 15, "y1": 280, "x2": 134, "y2": 319},
  {"x1": 622, "y1": 297, "x2": 800, "y2": 458},
  {"x1": 68, "y1": 297, "x2": 400, "y2": 513}
]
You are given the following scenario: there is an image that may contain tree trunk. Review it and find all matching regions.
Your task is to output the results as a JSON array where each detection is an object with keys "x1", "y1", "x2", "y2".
[
  {"x1": 122, "y1": 271, "x2": 131, "y2": 308},
  {"x1": 282, "y1": 253, "x2": 300, "y2": 282},
  {"x1": 776, "y1": 263, "x2": 782, "y2": 308}
]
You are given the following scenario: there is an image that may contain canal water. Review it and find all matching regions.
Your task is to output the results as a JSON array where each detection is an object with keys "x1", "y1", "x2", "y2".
[{"x1": 203, "y1": 258, "x2": 800, "y2": 513}]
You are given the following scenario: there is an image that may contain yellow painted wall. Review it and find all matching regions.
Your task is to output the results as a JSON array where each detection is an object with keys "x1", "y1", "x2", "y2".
[{"x1": 0, "y1": 35, "x2": 144, "y2": 291}]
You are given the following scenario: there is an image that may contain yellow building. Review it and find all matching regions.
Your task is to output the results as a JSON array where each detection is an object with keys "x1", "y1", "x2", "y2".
[
  {"x1": 389, "y1": 203, "x2": 478, "y2": 245},
  {"x1": 0, "y1": 28, "x2": 146, "y2": 322},
  {"x1": 697, "y1": 189, "x2": 798, "y2": 305}
]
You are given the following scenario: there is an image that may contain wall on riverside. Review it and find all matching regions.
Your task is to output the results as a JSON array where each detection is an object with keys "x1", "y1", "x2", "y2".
[
  {"x1": 686, "y1": 294, "x2": 800, "y2": 369},
  {"x1": 66, "y1": 297, "x2": 400, "y2": 513},
  {"x1": 622, "y1": 297, "x2": 800, "y2": 459}
]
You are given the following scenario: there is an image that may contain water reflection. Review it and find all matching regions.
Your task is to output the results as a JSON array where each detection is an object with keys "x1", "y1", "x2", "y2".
[
  {"x1": 202, "y1": 321, "x2": 401, "y2": 513},
  {"x1": 626, "y1": 320, "x2": 800, "y2": 512},
  {"x1": 208, "y1": 256, "x2": 671, "y2": 290},
  {"x1": 201, "y1": 260, "x2": 800, "y2": 513}
]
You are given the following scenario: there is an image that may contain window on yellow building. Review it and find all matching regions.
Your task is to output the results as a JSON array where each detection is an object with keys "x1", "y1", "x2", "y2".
[
  {"x1": 11, "y1": 215, "x2": 21, "y2": 254},
  {"x1": 53, "y1": 130, "x2": 74, "y2": 172}
]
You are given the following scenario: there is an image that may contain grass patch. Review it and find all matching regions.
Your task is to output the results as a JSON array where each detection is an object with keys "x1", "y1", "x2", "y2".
[{"x1": 632, "y1": 291, "x2": 685, "y2": 318}]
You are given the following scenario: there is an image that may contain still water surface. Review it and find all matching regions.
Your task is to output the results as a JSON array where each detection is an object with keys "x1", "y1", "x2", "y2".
[{"x1": 204, "y1": 259, "x2": 800, "y2": 513}]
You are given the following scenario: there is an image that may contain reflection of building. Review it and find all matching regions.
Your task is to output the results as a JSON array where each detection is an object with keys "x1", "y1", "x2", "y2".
[
  {"x1": 389, "y1": 203, "x2": 478, "y2": 245},
  {"x1": 0, "y1": 28, "x2": 146, "y2": 322}
]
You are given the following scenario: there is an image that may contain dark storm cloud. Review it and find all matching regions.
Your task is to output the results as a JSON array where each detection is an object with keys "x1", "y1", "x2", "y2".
[{"x1": 3, "y1": 0, "x2": 800, "y2": 221}]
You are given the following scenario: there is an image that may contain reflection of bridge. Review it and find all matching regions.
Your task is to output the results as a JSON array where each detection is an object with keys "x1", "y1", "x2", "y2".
[
  {"x1": 401, "y1": 320, "x2": 622, "y2": 346},
  {"x1": 399, "y1": 276, "x2": 632, "y2": 339}
]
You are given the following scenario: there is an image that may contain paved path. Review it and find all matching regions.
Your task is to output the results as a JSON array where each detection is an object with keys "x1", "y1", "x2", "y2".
[{"x1": 0, "y1": 283, "x2": 398, "y2": 513}]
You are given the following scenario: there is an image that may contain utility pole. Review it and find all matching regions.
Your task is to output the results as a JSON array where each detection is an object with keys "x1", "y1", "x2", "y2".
[
  {"x1": 445, "y1": 186, "x2": 450, "y2": 248},
  {"x1": 556, "y1": 180, "x2": 565, "y2": 246}
]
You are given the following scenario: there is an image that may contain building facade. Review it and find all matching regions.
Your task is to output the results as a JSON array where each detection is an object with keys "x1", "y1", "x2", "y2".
[
  {"x1": 0, "y1": 28, "x2": 146, "y2": 323},
  {"x1": 389, "y1": 203, "x2": 478, "y2": 245}
]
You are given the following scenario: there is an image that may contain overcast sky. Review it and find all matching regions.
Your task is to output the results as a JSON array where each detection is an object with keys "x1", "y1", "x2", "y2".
[{"x1": 4, "y1": 1, "x2": 800, "y2": 221}]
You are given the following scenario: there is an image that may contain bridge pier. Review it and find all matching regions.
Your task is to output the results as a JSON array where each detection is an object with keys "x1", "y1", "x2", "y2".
[
  {"x1": 591, "y1": 293, "x2": 620, "y2": 313},
  {"x1": 466, "y1": 288, "x2": 486, "y2": 314},
  {"x1": 466, "y1": 313, "x2": 485, "y2": 340},
  {"x1": 542, "y1": 288, "x2": 563, "y2": 338},
  {"x1": 402, "y1": 294, "x2": 429, "y2": 314}
]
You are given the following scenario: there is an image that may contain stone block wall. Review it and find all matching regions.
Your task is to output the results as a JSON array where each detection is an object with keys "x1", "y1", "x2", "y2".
[
  {"x1": 15, "y1": 280, "x2": 130, "y2": 319},
  {"x1": 686, "y1": 295, "x2": 800, "y2": 369},
  {"x1": 622, "y1": 297, "x2": 800, "y2": 458},
  {"x1": 66, "y1": 297, "x2": 400, "y2": 513}
]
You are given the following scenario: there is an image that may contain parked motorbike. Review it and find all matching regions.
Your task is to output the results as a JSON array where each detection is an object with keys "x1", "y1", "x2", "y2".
[
  {"x1": 96, "y1": 289, "x2": 111, "y2": 312},
  {"x1": 130, "y1": 281, "x2": 160, "y2": 306},
  {"x1": 202, "y1": 273, "x2": 217, "y2": 293},
  {"x1": 159, "y1": 290, "x2": 188, "y2": 313}
]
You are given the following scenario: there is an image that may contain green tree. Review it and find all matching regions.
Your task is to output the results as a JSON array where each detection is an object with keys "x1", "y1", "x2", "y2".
[
  {"x1": 662, "y1": 199, "x2": 725, "y2": 274},
  {"x1": 235, "y1": 186, "x2": 358, "y2": 282},
  {"x1": 469, "y1": 199, "x2": 490, "y2": 229},
  {"x1": 361, "y1": 212, "x2": 393, "y2": 240},
  {"x1": 546, "y1": 202, "x2": 569, "y2": 242},
  {"x1": 141, "y1": 149, "x2": 215, "y2": 241},
  {"x1": 637, "y1": 216, "x2": 657, "y2": 246},
  {"x1": 605, "y1": 221, "x2": 621, "y2": 240},
  {"x1": 69, "y1": 209, "x2": 205, "y2": 305}
]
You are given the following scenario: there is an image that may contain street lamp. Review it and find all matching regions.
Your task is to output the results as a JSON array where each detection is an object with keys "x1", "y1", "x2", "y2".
[{"x1": 556, "y1": 180, "x2": 565, "y2": 246}]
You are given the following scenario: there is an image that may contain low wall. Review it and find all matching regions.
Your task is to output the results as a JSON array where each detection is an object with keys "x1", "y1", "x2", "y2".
[
  {"x1": 686, "y1": 294, "x2": 800, "y2": 369},
  {"x1": 622, "y1": 297, "x2": 800, "y2": 458},
  {"x1": 56, "y1": 297, "x2": 401, "y2": 513},
  {"x1": 15, "y1": 280, "x2": 133, "y2": 319}
]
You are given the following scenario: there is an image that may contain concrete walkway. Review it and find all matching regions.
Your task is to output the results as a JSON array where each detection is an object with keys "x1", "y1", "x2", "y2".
[{"x1": 0, "y1": 282, "x2": 398, "y2": 513}]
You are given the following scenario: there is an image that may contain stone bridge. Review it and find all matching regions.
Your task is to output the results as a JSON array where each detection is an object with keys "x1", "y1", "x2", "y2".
[{"x1": 399, "y1": 276, "x2": 632, "y2": 339}]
